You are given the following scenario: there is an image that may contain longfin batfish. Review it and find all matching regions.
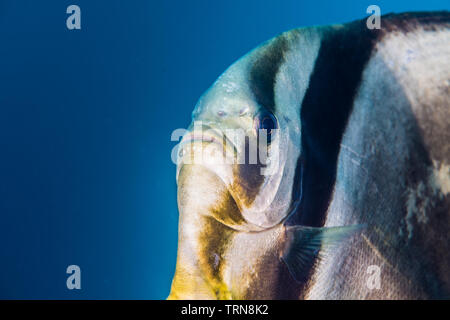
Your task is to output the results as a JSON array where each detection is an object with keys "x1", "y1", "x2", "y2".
[{"x1": 169, "y1": 12, "x2": 450, "y2": 299}]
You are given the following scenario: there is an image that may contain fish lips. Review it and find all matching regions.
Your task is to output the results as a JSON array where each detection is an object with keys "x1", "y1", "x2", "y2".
[{"x1": 176, "y1": 128, "x2": 238, "y2": 183}]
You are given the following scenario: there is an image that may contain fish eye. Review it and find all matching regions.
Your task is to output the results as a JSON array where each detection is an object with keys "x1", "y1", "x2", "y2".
[{"x1": 254, "y1": 111, "x2": 278, "y2": 143}]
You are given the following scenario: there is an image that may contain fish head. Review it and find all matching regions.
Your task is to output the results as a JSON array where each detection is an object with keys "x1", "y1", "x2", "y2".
[{"x1": 176, "y1": 54, "x2": 302, "y2": 232}]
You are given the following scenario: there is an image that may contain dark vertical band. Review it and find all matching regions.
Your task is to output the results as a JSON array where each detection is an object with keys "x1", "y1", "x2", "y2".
[{"x1": 297, "y1": 20, "x2": 379, "y2": 228}]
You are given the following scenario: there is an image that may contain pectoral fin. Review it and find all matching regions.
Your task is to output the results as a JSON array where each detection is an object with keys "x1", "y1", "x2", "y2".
[{"x1": 281, "y1": 224, "x2": 365, "y2": 282}]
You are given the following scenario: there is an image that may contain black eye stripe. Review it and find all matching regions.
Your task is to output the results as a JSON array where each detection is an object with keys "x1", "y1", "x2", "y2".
[{"x1": 249, "y1": 36, "x2": 288, "y2": 115}]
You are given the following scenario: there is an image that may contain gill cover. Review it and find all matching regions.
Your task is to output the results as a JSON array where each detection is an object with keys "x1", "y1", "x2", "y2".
[{"x1": 229, "y1": 121, "x2": 298, "y2": 230}]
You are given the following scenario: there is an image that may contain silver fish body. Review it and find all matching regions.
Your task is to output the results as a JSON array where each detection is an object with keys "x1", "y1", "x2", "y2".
[{"x1": 169, "y1": 12, "x2": 450, "y2": 299}]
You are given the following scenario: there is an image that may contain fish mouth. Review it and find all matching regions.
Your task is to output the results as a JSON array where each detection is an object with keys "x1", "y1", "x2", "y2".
[
  {"x1": 179, "y1": 132, "x2": 223, "y2": 149},
  {"x1": 176, "y1": 124, "x2": 239, "y2": 184},
  {"x1": 178, "y1": 125, "x2": 238, "y2": 161}
]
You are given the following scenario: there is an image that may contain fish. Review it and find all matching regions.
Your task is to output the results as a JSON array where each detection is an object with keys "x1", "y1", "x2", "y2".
[{"x1": 168, "y1": 12, "x2": 450, "y2": 299}]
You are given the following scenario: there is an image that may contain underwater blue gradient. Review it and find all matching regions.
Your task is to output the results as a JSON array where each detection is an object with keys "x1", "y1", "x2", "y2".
[{"x1": 0, "y1": 0, "x2": 448, "y2": 299}]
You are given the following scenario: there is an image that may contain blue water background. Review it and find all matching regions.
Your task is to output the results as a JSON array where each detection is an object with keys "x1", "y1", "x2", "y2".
[{"x1": 0, "y1": 0, "x2": 448, "y2": 299}]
